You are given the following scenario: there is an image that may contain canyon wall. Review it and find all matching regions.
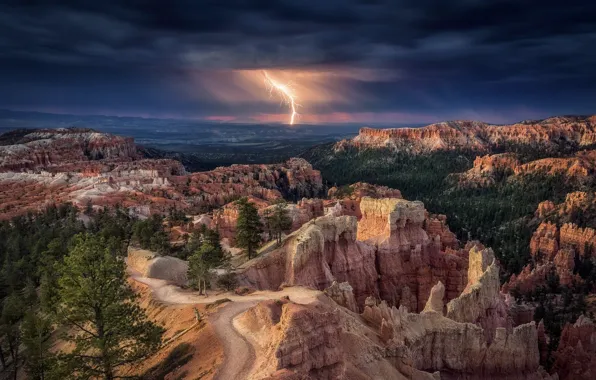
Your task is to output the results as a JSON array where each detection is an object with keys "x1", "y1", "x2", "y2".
[
  {"x1": 337, "y1": 115, "x2": 596, "y2": 153},
  {"x1": 238, "y1": 196, "x2": 468, "y2": 312},
  {"x1": 361, "y1": 245, "x2": 552, "y2": 380},
  {"x1": 456, "y1": 150, "x2": 596, "y2": 188}
]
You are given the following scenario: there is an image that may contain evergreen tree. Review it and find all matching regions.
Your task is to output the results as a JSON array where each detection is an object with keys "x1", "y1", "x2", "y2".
[
  {"x1": 1, "y1": 292, "x2": 24, "y2": 379},
  {"x1": 187, "y1": 246, "x2": 213, "y2": 295},
  {"x1": 55, "y1": 233, "x2": 164, "y2": 379},
  {"x1": 268, "y1": 200, "x2": 292, "y2": 245},
  {"x1": 21, "y1": 311, "x2": 54, "y2": 380},
  {"x1": 235, "y1": 198, "x2": 263, "y2": 259}
]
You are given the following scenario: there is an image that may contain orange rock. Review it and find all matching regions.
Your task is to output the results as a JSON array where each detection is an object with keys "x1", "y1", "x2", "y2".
[{"x1": 337, "y1": 115, "x2": 596, "y2": 153}]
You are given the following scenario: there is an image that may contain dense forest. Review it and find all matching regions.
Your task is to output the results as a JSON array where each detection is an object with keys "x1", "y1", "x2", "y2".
[{"x1": 0, "y1": 205, "x2": 172, "y2": 379}]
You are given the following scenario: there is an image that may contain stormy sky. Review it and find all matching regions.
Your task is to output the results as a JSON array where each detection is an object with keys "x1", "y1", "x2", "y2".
[{"x1": 1, "y1": 0, "x2": 595, "y2": 124}]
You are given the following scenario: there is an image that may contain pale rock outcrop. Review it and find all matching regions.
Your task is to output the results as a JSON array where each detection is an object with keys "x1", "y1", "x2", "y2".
[
  {"x1": 237, "y1": 299, "x2": 345, "y2": 380},
  {"x1": 324, "y1": 281, "x2": 359, "y2": 313},
  {"x1": 446, "y1": 247, "x2": 510, "y2": 340},
  {"x1": 127, "y1": 248, "x2": 188, "y2": 286},
  {"x1": 423, "y1": 281, "x2": 445, "y2": 314},
  {"x1": 359, "y1": 244, "x2": 554, "y2": 379}
]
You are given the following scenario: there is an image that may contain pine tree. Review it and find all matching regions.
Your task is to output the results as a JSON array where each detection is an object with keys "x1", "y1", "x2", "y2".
[
  {"x1": 1, "y1": 292, "x2": 24, "y2": 380},
  {"x1": 235, "y1": 198, "x2": 263, "y2": 259},
  {"x1": 269, "y1": 200, "x2": 292, "y2": 245},
  {"x1": 56, "y1": 233, "x2": 164, "y2": 379},
  {"x1": 21, "y1": 311, "x2": 54, "y2": 380},
  {"x1": 187, "y1": 246, "x2": 213, "y2": 295}
]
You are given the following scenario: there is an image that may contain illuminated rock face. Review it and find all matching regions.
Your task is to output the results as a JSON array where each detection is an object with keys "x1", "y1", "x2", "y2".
[
  {"x1": 238, "y1": 197, "x2": 468, "y2": 312},
  {"x1": 240, "y1": 242, "x2": 553, "y2": 380},
  {"x1": 455, "y1": 150, "x2": 596, "y2": 188},
  {"x1": 336, "y1": 115, "x2": 596, "y2": 153}
]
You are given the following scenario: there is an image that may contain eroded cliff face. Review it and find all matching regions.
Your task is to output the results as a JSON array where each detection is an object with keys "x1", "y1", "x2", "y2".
[
  {"x1": 236, "y1": 298, "x2": 346, "y2": 380},
  {"x1": 237, "y1": 214, "x2": 380, "y2": 308},
  {"x1": 336, "y1": 115, "x2": 596, "y2": 154},
  {"x1": 240, "y1": 243, "x2": 553, "y2": 380},
  {"x1": 0, "y1": 128, "x2": 138, "y2": 172},
  {"x1": 456, "y1": 150, "x2": 596, "y2": 189},
  {"x1": 361, "y1": 245, "x2": 553, "y2": 380},
  {"x1": 238, "y1": 197, "x2": 468, "y2": 312},
  {"x1": 553, "y1": 315, "x2": 596, "y2": 380},
  {"x1": 503, "y1": 219, "x2": 595, "y2": 293}
]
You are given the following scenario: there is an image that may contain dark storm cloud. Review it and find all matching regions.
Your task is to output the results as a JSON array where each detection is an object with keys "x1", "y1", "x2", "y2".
[{"x1": 1, "y1": 0, "x2": 595, "y2": 122}]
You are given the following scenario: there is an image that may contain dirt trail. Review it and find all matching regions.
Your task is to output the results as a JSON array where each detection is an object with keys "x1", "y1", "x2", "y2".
[
  {"x1": 128, "y1": 268, "x2": 321, "y2": 379},
  {"x1": 210, "y1": 300, "x2": 259, "y2": 380}
]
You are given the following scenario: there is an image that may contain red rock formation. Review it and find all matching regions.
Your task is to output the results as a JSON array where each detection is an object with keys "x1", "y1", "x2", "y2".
[
  {"x1": 337, "y1": 115, "x2": 596, "y2": 153},
  {"x1": 536, "y1": 200, "x2": 556, "y2": 218},
  {"x1": 361, "y1": 246, "x2": 554, "y2": 380},
  {"x1": 504, "y1": 219, "x2": 595, "y2": 293},
  {"x1": 456, "y1": 150, "x2": 596, "y2": 188},
  {"x1": 456, "y1": 153, "x2": 520, "y2": 188},
  {"x1": 424, "y1": 213, "x2": 458, "y2": 250},
  {"x1": 553, "y1": 315, "x2": 596, "y2": 380},
  {"x1": 169, "y1": 157, "x2": 324, "y2": 211},
  {"x1": 0, "y1": 128, "x2": 138, "y2": 172},
  {"x1": 237, "y1": 299, "x2": 345, "y2": 379},
  {"x1": 326, "y1": 182, "x2": 402, "y2": 218},
  {"x1": 0, "y1": 126, "x2": 324, "y2": 220},
  {"x1": 515, "y1": 150, "x2": 596, "y2": 179},
  {"x1": 238, "y1": 197, "x2": 468, "y2": 312}
]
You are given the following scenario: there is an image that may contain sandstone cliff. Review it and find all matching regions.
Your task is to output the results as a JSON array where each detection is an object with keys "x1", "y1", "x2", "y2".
[
  {"x1": 503, "y1": 219, "x2": 595, "y2": 293},
  {"x1": 336, "y1": 115, "x2": 596, "y2": 154},
  {"x1": 238, "y1": 197, "x2": 468, "y2": 312},
  {"x1": 361, "y1": 244, "x2": 553, "y2": 380},
  {"x1": 0, "y1": 128, "x2": 138, "y2": 172},
  {"x1": 455, "y1": 150, "x2": 596, "y2": 188}
]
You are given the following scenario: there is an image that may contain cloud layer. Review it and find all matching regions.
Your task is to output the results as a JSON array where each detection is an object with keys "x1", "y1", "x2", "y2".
[{"x1": 1, "y1": 1, "x2": 595, "y2": 123}]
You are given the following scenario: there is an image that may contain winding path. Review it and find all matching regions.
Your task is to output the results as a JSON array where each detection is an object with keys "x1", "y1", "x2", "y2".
[
  {"x1": 210, "y1": 300, "x2": 259, "y2": 380},
  {"x1": 128, "y1": 269, "x2": 321, "y2": 379}
]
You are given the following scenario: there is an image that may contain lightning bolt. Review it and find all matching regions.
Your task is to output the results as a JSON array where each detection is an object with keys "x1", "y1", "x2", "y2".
[{"x1": 262, "y1": 70, "x2": 299, "y2": 125}]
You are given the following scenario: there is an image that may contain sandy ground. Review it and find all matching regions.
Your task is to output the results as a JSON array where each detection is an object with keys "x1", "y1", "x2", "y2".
[
  {"x1": 128, "y1": 267, "x2": 321, "y2": 379},
  {"x1": 211, "y1": 300, "x2": 259, "y2": 380}
]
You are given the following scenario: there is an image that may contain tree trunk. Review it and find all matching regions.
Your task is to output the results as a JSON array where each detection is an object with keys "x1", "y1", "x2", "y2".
[
  {"x1": 7, "y1": 338, "x2": 15, "y2": 362},
  {"x1": 39, "y1": 329, "x2": 45, "y2": 380},
  {"x1": 95, "y1": 308, "x2": 114, "y2": 380},
  {"x1": 11, "y1": 343, "x2": 18, "y2": 380},
  {"x1": 0, "y1": 345, "x2": 6, "y2": 370}
]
